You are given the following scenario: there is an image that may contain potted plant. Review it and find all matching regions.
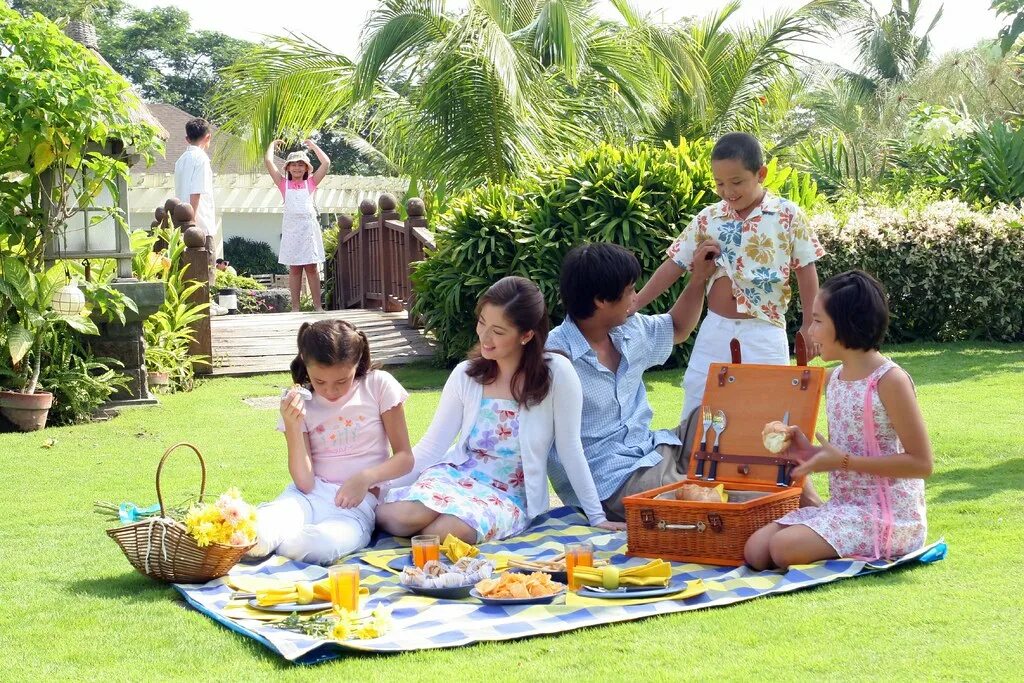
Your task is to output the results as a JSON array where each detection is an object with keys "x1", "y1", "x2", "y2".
[{"x1": 0, "y1": 258, "x2": 99, "y2": 431}]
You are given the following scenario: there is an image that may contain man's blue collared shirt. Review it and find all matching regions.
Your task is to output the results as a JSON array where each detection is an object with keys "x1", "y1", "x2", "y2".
[{"x1": 546, "y1": 313, "x2": 680, "y2": 505}]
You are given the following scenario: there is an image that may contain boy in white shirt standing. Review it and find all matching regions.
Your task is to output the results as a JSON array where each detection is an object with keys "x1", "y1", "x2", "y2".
[{"x1": 174, "y1": 117, "x2": 219, "y2": 262}]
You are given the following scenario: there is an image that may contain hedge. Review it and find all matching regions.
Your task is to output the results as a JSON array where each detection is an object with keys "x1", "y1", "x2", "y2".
[{"x1": 803, "y1": 200, "x2": 1024, "y2": 342}]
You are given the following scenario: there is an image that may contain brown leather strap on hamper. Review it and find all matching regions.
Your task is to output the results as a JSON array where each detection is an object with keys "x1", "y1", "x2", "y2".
[
  {"x1": 795, "y1": 331, "x2": 808, "y2": 367},
  {"x1": 692, "y1": 451, "x2": 798, "y2": 468},
  {"x1": 730, "y1": 338, "x2": 742, "y2": 364}
]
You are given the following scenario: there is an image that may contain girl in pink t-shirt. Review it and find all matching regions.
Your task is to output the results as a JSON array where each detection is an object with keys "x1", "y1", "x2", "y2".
[
  {"x1": 264, "y1": 139, "x2": 331, "y2": 312},
  {"x1": 248, "y1": 319, "x2": 413, "y2": 564}
]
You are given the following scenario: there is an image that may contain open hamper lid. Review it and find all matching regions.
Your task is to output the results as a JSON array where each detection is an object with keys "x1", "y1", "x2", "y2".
[{"x1": 688, "y1": 337, "x2": 825, "y2": 489}]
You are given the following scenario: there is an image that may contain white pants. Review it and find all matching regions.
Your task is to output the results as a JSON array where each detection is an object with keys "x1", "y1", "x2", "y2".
[
  {"x1": 247, "y1": 480, "x2": 377, "y2": 565},
  {"x1": 681, "y1": 311, "x2": 790, "y2": 420}
]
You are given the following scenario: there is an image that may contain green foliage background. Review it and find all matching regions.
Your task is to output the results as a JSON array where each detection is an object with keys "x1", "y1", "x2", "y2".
[{"x1": 413, "y1": 139, "x2": 820, "y2": 365}]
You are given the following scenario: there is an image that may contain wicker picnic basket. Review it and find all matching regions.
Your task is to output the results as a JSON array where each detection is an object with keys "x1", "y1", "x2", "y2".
[
  {"x1": 106, "y1": 442, "x2": 254, "y2": 583},
  {"x1": 624, "y1": 335, "x2": 825, "y2": 566}
]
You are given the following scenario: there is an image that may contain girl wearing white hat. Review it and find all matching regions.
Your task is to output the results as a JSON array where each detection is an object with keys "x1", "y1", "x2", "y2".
[{"x1": 265, "y1": 139, "x2": 332, "y2": 311}]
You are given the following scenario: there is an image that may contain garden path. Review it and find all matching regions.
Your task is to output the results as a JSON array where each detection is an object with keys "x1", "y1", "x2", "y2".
[{"x1": 210, "y1": 309, "x2": 434, "y2": 376}]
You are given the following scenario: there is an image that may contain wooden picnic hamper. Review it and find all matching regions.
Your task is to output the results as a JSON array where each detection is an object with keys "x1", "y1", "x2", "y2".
[
  {"x1": 106, "y1": 442, "x2": 254, "y2": 583},
  {"x1": 624, "y1": 335, "x2": 825, "y2": 566}
]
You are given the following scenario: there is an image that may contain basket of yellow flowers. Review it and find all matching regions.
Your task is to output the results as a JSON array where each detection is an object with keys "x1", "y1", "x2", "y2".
[{"x1": 106, "y1": 443, "x2": 257, "y2": 583}]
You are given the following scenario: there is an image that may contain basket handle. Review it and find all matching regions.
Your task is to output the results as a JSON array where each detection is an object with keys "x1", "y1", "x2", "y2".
[{"x1": 155, "y1": 442, "x2": 207, "y2": 517}]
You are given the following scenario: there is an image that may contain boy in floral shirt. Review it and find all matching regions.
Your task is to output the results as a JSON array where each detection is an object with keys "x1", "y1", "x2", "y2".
[{"x1": 634, "y1": 132, "x2": 825, "y2": 419}]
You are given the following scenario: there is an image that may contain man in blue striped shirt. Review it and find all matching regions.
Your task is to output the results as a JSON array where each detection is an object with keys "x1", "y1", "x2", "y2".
[{"x1": 547, "y1": 242, "x2": 719, "y2": 521}]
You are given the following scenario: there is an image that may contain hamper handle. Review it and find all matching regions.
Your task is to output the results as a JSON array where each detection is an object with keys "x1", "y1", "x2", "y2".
[
  {"x1": 155, "y1": 442, "x2": 207, "y2": 517},
  {"x1": 641, "y1": 510, "x2": 723, "y2": 533}
]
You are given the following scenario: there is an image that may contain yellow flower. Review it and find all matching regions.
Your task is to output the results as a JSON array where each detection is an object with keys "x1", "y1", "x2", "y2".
[
  {"x1": 744, "y1": 234, "x2": 775, "y2": 264},
  {"x1": 355, "y1": 623, "x2": 381, "y2": 640},
  {"x1": 330, "y1": 620, "x2": 351, "y2": 641}
]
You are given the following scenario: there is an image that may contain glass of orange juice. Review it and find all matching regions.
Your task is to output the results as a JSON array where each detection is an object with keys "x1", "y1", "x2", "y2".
[
  {"x1": 411, "y1": 534, "x2": 441, "y2": 568},
  {"x1": 328, "y1": 564, "x2": 360, "y2": 612},
  {"x1": 565, "y1": 541, "x2": 594, "y2": 591}
]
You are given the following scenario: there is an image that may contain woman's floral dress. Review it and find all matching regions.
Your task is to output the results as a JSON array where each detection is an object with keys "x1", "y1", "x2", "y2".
[
  {"x1": 776, "y1": 360, "x2": 928, "y2": 560},
  {"x1": 385, "y1": 398, "x2": 529, "y2": 542}
]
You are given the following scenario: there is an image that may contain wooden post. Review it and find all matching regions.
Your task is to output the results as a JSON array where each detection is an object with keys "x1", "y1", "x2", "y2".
[
  {"x1": 405, "y1": 197, "x2": 427, "y2": 327},
  {"x1": 177, "y1": 207, "x2": 213, "y2": 375},
  {"x1": 333, "y1": 214, "x2": 353, "y2": 310},
  {"x1": 378, "y1": 193, "x2": 401, "y2": 313},
  {"x1": 357, "y1": 199, "x2": 376, "y2": 309}
]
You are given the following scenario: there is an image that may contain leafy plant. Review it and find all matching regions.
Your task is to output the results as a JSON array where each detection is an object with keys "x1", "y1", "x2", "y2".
[
  {"x1": 142, "y1": 226, "x2": 209, "y2": 391},
  {"x1": 35, "y1": 330, "x2": 129, "y2": 426},
  {"x1": 0, "y1": 258, "x2": 100, "y2": 393},
  {"x1": 223, "y1": 236, "x2": 286, "y2": 275},
  {"x1": 0, "y1": 6, "x2": 161, "y2": 274},
  {"x1": 213, "y1": 269, "x2": 264, "y2": 293}
]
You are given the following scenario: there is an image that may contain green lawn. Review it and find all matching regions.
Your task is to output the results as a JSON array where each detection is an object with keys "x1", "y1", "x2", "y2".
[{"x1": 1, "y1": 343, "x2": 1021, "y2": 680}]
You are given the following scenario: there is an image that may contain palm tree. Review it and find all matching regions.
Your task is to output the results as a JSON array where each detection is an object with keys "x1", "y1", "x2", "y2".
[
  {"x1": 214, "y1": 0, "x2": 666, "y2": 194},
  {"x1": 851, "y1": 0, "x2": 943, "y2": 92},
  {"x1": 648, "y1": 0, "x2": 855, "y2": 143}
]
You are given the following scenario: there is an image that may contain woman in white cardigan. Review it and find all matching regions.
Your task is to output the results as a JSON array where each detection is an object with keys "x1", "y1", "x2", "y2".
[{"x1": 377, "y1": 276, "x2": 624, "y2": 543}]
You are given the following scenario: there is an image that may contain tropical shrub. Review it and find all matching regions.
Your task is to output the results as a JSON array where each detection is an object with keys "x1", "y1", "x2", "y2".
[
  {"x1": 804, "y1": 199, "x2": 1024, "y2": 342},
  {"x1": 224, "y1": 236, "x2": 286, "y2": 275},
  {"x1": 213, "y1": 269, "x2": 264, "y2": 292},
  {"x1": 142, "y1": 227, "x2": 210, "y2": 391},
  {"x1": 36, "y1": 332, "x2": 129, "y2": 426},
  {"x1": 413, "y1": 139, "x2": 820, "y2": 364}
]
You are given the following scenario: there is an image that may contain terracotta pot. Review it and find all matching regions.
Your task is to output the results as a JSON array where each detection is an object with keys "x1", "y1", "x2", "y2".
[
  {"x1": 147, "y1": 371, "x2": 170, "y2": 387},
  {"x1": 0, "y1": 390, "x2": 54, "y2": 432}
]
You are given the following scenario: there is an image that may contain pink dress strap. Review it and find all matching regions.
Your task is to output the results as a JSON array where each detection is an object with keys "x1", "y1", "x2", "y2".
[{"x1": 863, "y1": 360, "x2": 897, "y2": 559}]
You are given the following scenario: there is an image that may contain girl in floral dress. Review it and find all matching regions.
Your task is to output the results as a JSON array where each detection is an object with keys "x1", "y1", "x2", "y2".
[
  {"x1": 377, "y1": 277, "x2": 624, "y2": 543},
  {"x1": 744, "y1": 271, "x2": 933, "y2": 570}
]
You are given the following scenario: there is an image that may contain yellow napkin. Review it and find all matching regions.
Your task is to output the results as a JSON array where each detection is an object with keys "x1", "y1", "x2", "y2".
[
  {"x1": 566, "y1": 579, "x2": 706, "y2": 607},
  {"x1": 571, "y1": 559, "x2": 672, "y2": 589},
  {"x1": 441, "y1": 534, "x2": 479, "y2": 562}
]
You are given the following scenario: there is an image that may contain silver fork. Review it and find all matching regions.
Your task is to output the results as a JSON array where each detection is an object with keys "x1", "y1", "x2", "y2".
[
  {"x1": 708, "y1": 410, "x2": 728, "y2": 481},
  {"x1": 696, "y1": 405, "x2": 714, "y2": 478}
]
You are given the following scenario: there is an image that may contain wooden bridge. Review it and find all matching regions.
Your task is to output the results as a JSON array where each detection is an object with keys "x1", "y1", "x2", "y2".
[{"x1": 207, "y1": 195, "x2": 437, "y2": 376}]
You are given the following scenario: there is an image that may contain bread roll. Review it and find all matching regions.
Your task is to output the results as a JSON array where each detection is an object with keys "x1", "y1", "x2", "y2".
[{"x1": 762, "y1": 421, "x2": 791, "y2": 453}]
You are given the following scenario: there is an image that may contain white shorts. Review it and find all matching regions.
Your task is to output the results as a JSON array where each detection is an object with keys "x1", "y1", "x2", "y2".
[
  {"x1": 681, "y1": 311, "x2": 790, "y2": 420},
  {"x1": 247, "y1": 479, "x2": 377, "y2": 565}
]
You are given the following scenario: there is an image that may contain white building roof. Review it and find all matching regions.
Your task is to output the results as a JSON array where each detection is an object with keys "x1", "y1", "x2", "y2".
[{"x1": 129, "y1": 173, "x2": 410, "y2": 215}]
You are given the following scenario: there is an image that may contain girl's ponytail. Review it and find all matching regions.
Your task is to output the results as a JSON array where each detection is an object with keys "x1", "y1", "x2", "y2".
[
  {"x1": 355, "y1": 330, "x2": 372, "y2": 378},
  {"x1": 290, "y1": 322, "x2": 313, "y2": 385}
]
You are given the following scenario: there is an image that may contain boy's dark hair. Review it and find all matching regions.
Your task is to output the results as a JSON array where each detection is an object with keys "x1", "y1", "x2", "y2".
[
  {"x1": 185, "y1": 117, "x2": 210, "y2": 143},
  {"x1": 467, "y1": 276, "x2": 552, "y2": 407},
  {"x1": 820, "y1": 270, "x2": 890, "y2": 351},
  {"x1": 711, "y1": 132, "x2": 763, "y2": 173},
  {"x1": 560, "y1": 243, "x2": 641, "y2": 320},
  {"x1": 290, "y1": 319, "x2": 378, "y2": 386}
]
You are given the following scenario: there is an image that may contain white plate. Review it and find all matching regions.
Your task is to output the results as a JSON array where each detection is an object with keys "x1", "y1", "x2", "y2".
[{"x1": 246, "y1": 598, "x2": 333, "y2": 613}]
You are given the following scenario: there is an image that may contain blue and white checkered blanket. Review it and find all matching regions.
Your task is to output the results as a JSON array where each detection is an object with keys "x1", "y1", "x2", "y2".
[{"x1": 174, "y1": 507, "x2": 946, "y2": 664}]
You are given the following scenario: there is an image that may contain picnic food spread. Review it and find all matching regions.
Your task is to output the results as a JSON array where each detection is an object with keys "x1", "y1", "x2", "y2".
[
  {"x1": 400, "y1": 557, "x2": 494, "y2": 589},
  {"x1": 762, "y1": 420, "x2": 791, "y2": 453},
  {"x1": 475, "y1": 571, "x2": 565, "y2": 598}
]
